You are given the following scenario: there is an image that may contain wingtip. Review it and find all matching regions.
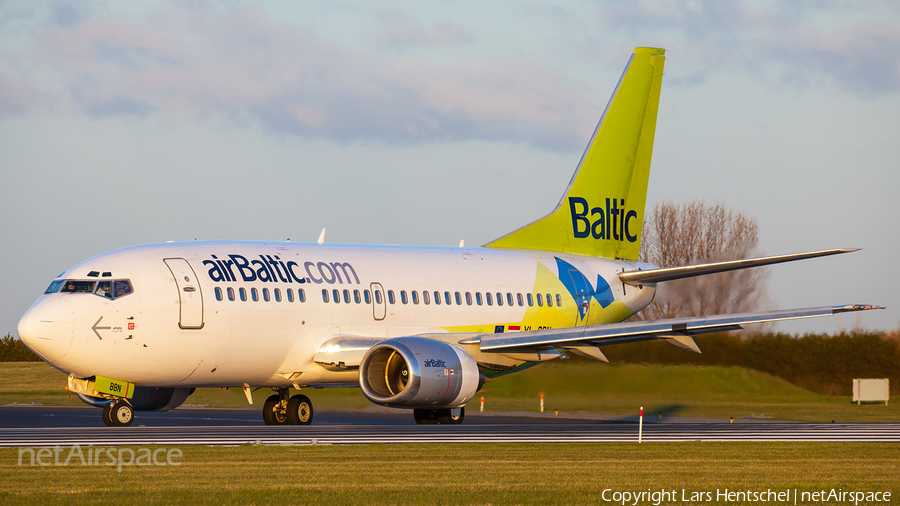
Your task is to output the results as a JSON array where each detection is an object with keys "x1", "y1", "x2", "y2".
[{"x1": 833, "y1": 304, "x2": 886, "y2": 314}]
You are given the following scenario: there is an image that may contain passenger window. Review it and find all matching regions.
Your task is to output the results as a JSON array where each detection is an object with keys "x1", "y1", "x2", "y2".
[
  {"x1": 227, "y1": 287, "x2": 235, "y2": 301},
  {"x1": 433, "y1": 291, "x2": 440, "y2": 305},
  {"x1": 423, "y1": 291, "x2": 430, "y2": 305},
  {"x1": 215, "y1": 287, "x2": 223, "y2": 302},
  {"x1": 517, "y1": 293, "x2": 523, "y2": 306},
  {"x1": 412, "y1": 291, "x2": 419, "y2": 305},
  {"x1": 527, "y1": 293, "x2": 533, "y2": 307},
  {"x1": 496, "y1": 292, "x2": 503, "y2": 306},
  {"x1": 95, "y1": 281, "x2": 113, "y2": 299},
  {"x1": 287, "y1": 289, "x2": 294, "y2": 302},
  {"x1": 546, "y1": 293, "x2": 553, "y2": 307},
  {"x1": 44, "y1": 280, "x2": 64, "y2": 294},
  {"x1": 322, "y1": 289, "x2": 329, "y2": 303},
  {"x1": 62, "y1": 281, "x2": 96, "y2": 293},
  {"x1": 343, "y1": 289, "x2": 350, "y2": 303},
  {"x1": 333, "y1": 289, "x2": 340, "y2": 303},
  {"x1": 507, "y1": 293, "x2": 514, "y2": 306},
  {"x1": 274, "y1": 288, "x2": 282, "y2": 302},
  {"x1": 251, "y1": 288, "x2": 259, "y2": 302},
  {"x1": 375, "y1": 290, "x2": 382, "y2": 304},
  {"x1": 475, "y1": 292, "x2": 482, "y2": 306},
  {"x1": 486, "y1": 292, "x2": 493, "y2": 306},
  {"x1": 536, "y1": 293, "x2": 543, "y2": 307},
  {"x1": 465, "y1": 292, "x2": 472, "y2": 305},
  {"x1": 299, "y1": 289, "x2": 306, "y2": 303},
  {"x1": 388, "y1": 290, "x2": 395, "y2": 304},
  {"x1": 401, "y1": 290, "x2": 408, "y2": 304},
  {"x1": 352, "y1": 290, "x2": 359, "y2": 303},
  {"x1": 240, "y1": 288, "x2": 247, "y2": 302},
  {"x1": 364, "y1": 290, "x2": 371, "y2": 304},
  {"x1": 263, "y1": 288, "x2": 270, "y2": 302},
  {"x1": 556, "y1": 294, "x2": 562, "y2": 307}
]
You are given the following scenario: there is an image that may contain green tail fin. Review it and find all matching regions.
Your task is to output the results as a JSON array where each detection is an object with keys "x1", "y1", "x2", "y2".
[{"x1": 484, "y1": 47, "x2": 665, "y2": 260}]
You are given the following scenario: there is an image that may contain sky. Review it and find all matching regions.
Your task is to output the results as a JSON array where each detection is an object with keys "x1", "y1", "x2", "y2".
[{"x1": 1, "y1": 0, "x2": 898, "y2": 336}]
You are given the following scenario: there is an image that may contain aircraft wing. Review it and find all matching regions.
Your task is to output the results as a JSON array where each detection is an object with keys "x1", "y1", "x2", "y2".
[{"x1": 460, "y1": 305, "x2": 884, "y2": 353}]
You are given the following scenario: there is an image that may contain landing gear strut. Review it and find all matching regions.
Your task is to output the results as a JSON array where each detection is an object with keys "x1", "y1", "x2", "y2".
[
  {"x1": 414, "y1": 407, "x2": 465, "y2": 425},
  {"x1": 102, "y1": 399, "x2": 134, "y2": 427},
  {"x1": 263, "y1": 387, "x2": 314, "y2": 425}
]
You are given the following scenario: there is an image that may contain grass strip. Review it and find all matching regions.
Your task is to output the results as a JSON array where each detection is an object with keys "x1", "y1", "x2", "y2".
[{"x1": 0, "y1": 442, "x2": 897, "y2": 505}]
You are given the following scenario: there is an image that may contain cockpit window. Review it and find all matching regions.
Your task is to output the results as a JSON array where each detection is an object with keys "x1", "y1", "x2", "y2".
[
  {"x1": 96, "y1": 281, "x2": 113, "y2": 299},
  {"x1": 61, "y1": 281, "x2": 96, "y2": 293},
  {"x1": 52, "y1": 279, "x2": 134, "y2": 300},
  {"x1": 113, "y1": 280, "x2": 133, "y2": 298},
  {"x1": 44, "y1": 280, "x2": 65, "y2": 294}
]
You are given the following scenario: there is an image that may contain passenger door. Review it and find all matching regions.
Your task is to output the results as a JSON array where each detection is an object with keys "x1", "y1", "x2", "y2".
[{"x1": 164, "y1": 258, "x2": 204, "y2": 329}]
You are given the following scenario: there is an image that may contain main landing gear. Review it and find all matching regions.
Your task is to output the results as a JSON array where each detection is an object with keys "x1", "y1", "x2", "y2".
[
  {"x1": 414, "y1": 407, "x2": 465, "y2": 425},
  {"x1": 102, "y1": 399, "x2": 135, "y2": 427},
  {"x1": 262, "y1": 387, "x2": 313, "y2": 425}
]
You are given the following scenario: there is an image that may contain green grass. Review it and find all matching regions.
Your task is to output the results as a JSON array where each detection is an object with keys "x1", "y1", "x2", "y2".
[
  {"x1": 3, "y1": 361, "x2": 899, "y2": 423},
  {"x1": 0, "y1": 443, "x2": 897, "y2": 505}
]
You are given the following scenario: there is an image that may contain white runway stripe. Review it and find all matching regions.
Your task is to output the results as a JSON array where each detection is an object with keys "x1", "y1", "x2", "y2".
[{"x1": 3, "y1": 423, "x2": 900, "y2": 447}]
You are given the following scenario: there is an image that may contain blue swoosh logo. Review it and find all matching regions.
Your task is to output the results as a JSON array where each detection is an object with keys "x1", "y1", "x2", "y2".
[{"x1": 554, "y1": 257, "x2": 615, "y2": 319}]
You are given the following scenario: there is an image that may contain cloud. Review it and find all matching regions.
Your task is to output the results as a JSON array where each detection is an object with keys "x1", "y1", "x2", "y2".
[
  {"x1": 762, "y1": 21, "x2": 900, "y2": 95},
  {"x1": 594, "y1": 0, "x2": 900, "y2": 95},
  {"x1": 384, "y1": 16, "x2": 476, "y2": 47},
  {"x1": 0, "y1": 3, "x2": 596, "y2": 149}
]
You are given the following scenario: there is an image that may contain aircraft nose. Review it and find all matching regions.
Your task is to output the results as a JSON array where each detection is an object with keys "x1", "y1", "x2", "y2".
[{"x1": 17, "y1": 297, "x2": 74, "y2": 363}]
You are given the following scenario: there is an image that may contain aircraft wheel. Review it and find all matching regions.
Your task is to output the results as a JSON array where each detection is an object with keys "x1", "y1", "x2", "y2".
[
  {"x1": 263, "y1": 394, "x2": 288, "y2": 425},
  {"x1": 413, "y1": 408, "x2": 439, "y2": 424},
  {"x1": 287, "y1": 394, "x2": 313, "y2": 425},
  {"x1": 105, "y1": 400, "x2": 134, "y2": 427},
  {"x1": 438, "y1": 407, "x2": 465, "y2": 425},
  {"x1": 102, "y1": 402, "x2": 116, "y2": 427}
]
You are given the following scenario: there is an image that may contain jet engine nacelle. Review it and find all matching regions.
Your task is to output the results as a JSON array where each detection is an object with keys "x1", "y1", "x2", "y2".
[
  {"x1": 359, "y1": 337, "x2": 483, "y2": 409},
  {"x1": 77, "y1": 387, "x2": 195, "y2": 411}
]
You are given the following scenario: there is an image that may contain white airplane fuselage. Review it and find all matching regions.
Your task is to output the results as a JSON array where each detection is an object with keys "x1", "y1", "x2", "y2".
[{"x1": 19, "y1": 240, "x2": 657, "y2": 389}]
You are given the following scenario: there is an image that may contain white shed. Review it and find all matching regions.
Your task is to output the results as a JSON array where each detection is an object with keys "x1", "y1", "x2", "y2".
[{"x1": 852, "y1": 379, "x2": 889, "y2": 405}]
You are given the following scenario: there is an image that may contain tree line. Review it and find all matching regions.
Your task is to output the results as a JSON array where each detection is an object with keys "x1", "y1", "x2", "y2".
[
  {"x1": 0, "y1": 333, "x2": 41, "y2": 362},
  {"x1": 598, "y1": 331, "x2": 900, "y2": 396}
]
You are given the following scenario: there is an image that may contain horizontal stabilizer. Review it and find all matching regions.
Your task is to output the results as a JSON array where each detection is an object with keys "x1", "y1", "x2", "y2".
[{"x1": 619, "y1": 249, "x2": 858, "y2": 286}]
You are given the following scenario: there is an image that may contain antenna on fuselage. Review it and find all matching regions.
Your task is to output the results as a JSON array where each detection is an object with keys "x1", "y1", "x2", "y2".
[{"x1": 317, "y1": 228, "x2": 326, "y2": 245}]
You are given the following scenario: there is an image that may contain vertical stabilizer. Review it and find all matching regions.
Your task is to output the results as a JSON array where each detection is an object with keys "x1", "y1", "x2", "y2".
[{"x1": 484, "y1": 47, "x2": 665, "y2": 260}]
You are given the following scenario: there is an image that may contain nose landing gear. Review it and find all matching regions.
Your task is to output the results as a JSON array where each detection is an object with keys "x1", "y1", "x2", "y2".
[
  {"x1": 102, "y1": 399, "x2": 135, "y2": 427},
  {"x1": 262, "y1": 387, "x2": 314, "y2": 425}
]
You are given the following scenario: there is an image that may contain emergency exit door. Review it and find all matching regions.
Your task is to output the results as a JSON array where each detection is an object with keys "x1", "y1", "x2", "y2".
[{"x1": 371, "y1": 282, "x2": 386, "y2": 321}]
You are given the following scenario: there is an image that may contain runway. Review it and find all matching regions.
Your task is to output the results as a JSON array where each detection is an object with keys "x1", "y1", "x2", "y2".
[{"x1": 2, "y1": 406, "x2": 899, "y2": 445}]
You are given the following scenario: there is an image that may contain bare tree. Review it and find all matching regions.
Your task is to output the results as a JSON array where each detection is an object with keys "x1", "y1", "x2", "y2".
[{"x1": 634, "y1": 200, "x2": 770, "y2": 325}]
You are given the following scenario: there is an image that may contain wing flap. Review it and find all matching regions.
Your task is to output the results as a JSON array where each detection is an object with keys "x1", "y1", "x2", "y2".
[
  {"x1": 478, "y1": 305, "x2": 883, "y2": 352},
  {"x1": 313, "y1": 336, "x2": 386, "y2": 370}
]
